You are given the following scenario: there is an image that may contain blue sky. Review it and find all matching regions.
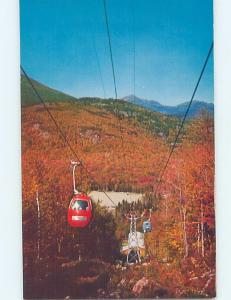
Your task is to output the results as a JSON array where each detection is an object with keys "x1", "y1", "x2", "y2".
[{"x1": 20, "y1": 0, "x2": 214, "y2": 105}]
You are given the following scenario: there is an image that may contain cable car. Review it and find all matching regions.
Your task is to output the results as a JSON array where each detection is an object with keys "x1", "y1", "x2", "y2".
[
  {"x1": 143, "y1": 220, "x2": 152, "y2": 233},
  {"x1": 67, "y1": 161, "x2": 92, "y2": 228},
  {"x1": 68, "y1": 192, "x2": 92, "y2": 228}
]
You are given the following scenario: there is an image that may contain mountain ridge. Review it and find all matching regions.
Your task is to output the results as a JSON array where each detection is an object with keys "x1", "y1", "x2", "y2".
[
  {"x1": 21, "y1": 75, "x2": 77, "y2": 106},
  {"x1": 123, "y1": 95, "x2": 214, "y2": 118},
  {"x1": 21, "y1": 75, "x2": 214, "y2": 119},
  {"x1": 21, "y1": 75, "x2": 180, "y2": 138}
]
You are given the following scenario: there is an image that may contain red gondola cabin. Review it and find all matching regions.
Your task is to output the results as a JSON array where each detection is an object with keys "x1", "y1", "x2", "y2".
[{"x1": 67, "y1": 193, "x2": 92, "y2": 228}]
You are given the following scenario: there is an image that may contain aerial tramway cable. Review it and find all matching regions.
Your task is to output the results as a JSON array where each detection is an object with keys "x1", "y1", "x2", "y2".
[
  {"x1": 103, "y1": 0, "x2": 130, "y2": 184},
  {"x1": 153, "y1": 42, "x2": 214, "y2": 197},
  {"x1": 21, "y1": 65, "x2": 117, "y2": 207},
  {"x1": 92, "y1": 35, "x2": 106, "y2": 100},
  {"x1": 132, "y1": 0, "x2": 136, "y2": 104},
  {"x1": 102, "y1": 0, "x2": 118, "y2": 100}
]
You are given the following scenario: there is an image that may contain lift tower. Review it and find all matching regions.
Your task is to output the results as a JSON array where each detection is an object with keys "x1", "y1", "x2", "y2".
[{"x1": 126, "y1": 213, "x2": 142, "y2": 264}]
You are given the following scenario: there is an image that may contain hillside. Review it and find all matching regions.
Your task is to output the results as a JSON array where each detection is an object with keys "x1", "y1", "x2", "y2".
[
  {"x1": 21, "y1": 76, "x2": 180, "y2": 138},
  {"x1": 21, "y1": 77, "x2": 215, "y2": 298},
  {"x1": 77, "y1": 97, "x2": 180, "y2": 138},
  {"x1": 21, "y1": 75, "x2": 77, "y2": 106},
  {"x1": 124, "y1": 95, "x2": 214, "y2": 118},
  {"x1": 22, "y1": 101, "x2": 170, "y2": 194}
]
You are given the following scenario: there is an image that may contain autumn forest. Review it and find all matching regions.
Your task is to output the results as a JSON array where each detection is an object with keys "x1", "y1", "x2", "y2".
[{"x1": 21, "y1": 75, "x2": 215, "y2": 298}]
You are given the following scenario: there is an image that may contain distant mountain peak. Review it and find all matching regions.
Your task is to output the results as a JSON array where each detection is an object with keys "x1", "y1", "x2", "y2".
[
  {"x1": 123, "y1": 95, "x2": 214, "y2": 118},
  {"x1": 124, "y1": 94, "x2": 160, "y2": 104}
]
